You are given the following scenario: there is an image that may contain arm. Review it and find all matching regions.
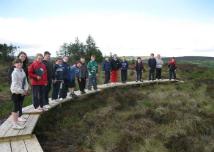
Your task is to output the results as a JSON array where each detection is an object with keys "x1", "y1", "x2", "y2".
[
  {"x1": 28, "y1": 64, "x2": 38, "y2": 79},
  {"x1": 11, "y1": 72, "x2": 25, "y2": 94}
]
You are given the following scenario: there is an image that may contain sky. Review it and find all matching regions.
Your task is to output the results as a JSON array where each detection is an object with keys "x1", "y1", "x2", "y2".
[{"x1": 0, "y1": 0, "x2": 214, "y2": 57}]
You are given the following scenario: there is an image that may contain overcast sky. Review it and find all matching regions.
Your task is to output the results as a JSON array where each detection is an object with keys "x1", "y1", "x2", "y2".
[{"x1": 0, "y1": 0, "x2": 214, "y2": 57}]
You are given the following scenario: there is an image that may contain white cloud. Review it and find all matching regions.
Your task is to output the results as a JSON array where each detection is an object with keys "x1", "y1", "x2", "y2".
[{"x1": 0, "y1": 13, "x2": 214, "y2": 57}]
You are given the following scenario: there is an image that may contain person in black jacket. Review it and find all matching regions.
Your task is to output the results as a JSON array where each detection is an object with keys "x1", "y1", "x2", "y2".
[
  {"x1": 102, "y1": 57, "x2": 111, "y2": 84},
  {"x1": 8, "y1": 51, "x2": 29, "y2": 122},
  {"x1": 135, "y1": 57, "x2": 145, "y2": 82},
  {"x1": 148, "y1": 53, "x2": 156, "y2": 80},
  {"x1": 77, "y1": 57, "x2": 88, "y2": 94},
  {"x1": 110, "y1": 54, "x2": 121, "y2": 83},
  {"x1": 52, "y1": 58, "x2": 64, "y2": 100},
  {"x1": 120, "y1": 57, "x2": 129, "y2": 83},
  {"x1": 42, "y1": 51, "x2": 52, "y2": 108}
]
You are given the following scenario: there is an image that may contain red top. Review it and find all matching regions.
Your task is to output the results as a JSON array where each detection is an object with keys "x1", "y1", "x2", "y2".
[
  {"x1": 28, "y1": 60, "x2": 47, "y2": 86},
  {"x1": 168, "y1": 59, "x2": 176, "y2": 65}
]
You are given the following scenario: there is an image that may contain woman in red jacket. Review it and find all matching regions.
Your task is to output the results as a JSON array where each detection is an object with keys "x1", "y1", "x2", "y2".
[{"x1": 28, "y1": 53, "x2": 48, "y2": 112}]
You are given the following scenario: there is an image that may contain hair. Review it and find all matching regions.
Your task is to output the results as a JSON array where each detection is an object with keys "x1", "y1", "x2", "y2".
[
  {"x1": 17, "y1": 51, "x2": 28, "y2": 65},
  {"x1": 55, "y1": 57, "x2": 63, "y2": 62},
  {"x1": 76, "y1": 61, "x2": 82, "y2": 65},
  {"x1": 91, "y1": 55, "x2": 96, "y2": 58},
  {"x1": 13, "y1": 58, "x2": 22, "y2": 65},
  {"x1": 137, "y1": 57, "x2": 141, "y2": 60},
  {"x1": 151, "y1": 53, "x2": 154, "y2": 56},
  {"x1": 36, "y1": 53, "x2": 43, "y2": 58},
  {"x1": 44, "y1": 51, "x2": 51, "y2": 56}
]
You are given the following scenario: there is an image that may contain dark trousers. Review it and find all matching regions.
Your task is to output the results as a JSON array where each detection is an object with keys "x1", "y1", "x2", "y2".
[
  {"x1": 169, "y1": 69, "x2": 176, "y2": 80},
  {"x1": 156, "y1": 68, "x2": 162, "y2": 79},
  {"x1": 88, "y1": 75, "x2": 97, "y2": 90},
  {"x1": 78, "y1": 78, "x2": 86, "y2": 92},
  {"x1": 32, "y1": 85, "x2": 45, "y2": 109},
  {"x1": 149, "y1": 68, "x2": 155, "y2": 80},
  {"x1": 104, "y1": 71, "x2": 110, "y2": 84},
  {"x1": 60, "y1": 81, "x2": 68, "y2": 99},
  {"x1": 121, "y1": 70, "x2": 127, "y2": 83},
  {"x1": 52, "y1": 81, "x2": 62, "y2": 100},
  {"x1": 44, "y1": 81, "x2": 51, "y2": 105},
  {"x1": 136, "y1": 70, "x2": 142, "y2": 81},
  {"x1": 11, "y1": 94, "x2": 23, "y2": 115}
]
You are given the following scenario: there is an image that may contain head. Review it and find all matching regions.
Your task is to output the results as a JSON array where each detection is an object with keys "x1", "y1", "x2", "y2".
[
  {"x1": 76, "y1": 61, "x2": 82, "y2": 68},
  {"x1": 113, "y1": 54, "x2": 117, "y2": 60},
  {"x1": 91, "y1": 55, "x2": 96, "y2": 61},
  {"x1": 122, "y1": 56, "x2": 126, "y2": 62},
  {"x1": 80, "y1": 57, "x2": 85, "y2": 64},
  {"x1": 137, "y1": 57, "x2": 141, "y2": 63},
  {"x1": 157, "y1": 54, "x2": 161, "y2": 59},
  {"x1": 150, "y1": 53, "x2": 154, "y2": 58},
  {"x1": 171, "y1": 57, "x2": 175, "y2": 62},
  {"x1": 13, "y1": 58, "x2": 23, "y2": 69},
  {"x1": 105, "y1": 57, "x2": 109, "y2": 61},
  {"x1": 44, "y1": 51, "x2": 51, "y2": 61},
  {"x1": 35, "y1": 53, "x2": 43, "y2": 63},
  {"x1": 55, "y1": 57, "x2": 63, "y2": 65},
  {"x1": 63, "y1": 56, "x2": 69, "y2": 63},
  {"x1": 17, "y1": 51, "x2": 28, "y2": 64}
]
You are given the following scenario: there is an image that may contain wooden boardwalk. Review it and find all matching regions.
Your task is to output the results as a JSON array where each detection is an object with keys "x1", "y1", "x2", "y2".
[{"x1": 0, "y1": 79, "x2": 182, "y2": 152}]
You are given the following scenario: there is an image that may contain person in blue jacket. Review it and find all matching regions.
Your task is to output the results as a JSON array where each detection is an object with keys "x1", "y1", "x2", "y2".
[
  {"x1": 120, "y1": 57, "x2": 129, "y2": 83},
  {"x1": 102, "y1": 57, "x2": 111, "y2": 84},
  {"x1": 52, "y1": 58, "x2": 65, "y2": 100},
  {"x1": 148, "y1": 53, "x2": 157, "y2": 80},
  {"x1": 68, "y1": 61, "x2": 82, "y2": 98}
]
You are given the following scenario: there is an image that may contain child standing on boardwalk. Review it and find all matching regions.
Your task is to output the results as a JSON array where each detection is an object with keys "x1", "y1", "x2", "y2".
[
  {"x1": 168, "y1": 57, "x2": 177, "y2": 80},
  {"x1": 52, "y1": 58, "x2": 64, "y2": 100},
  {"x1": 110, "y1": 54, "x2": 121, "y2": 83},
  {"x1": 135, "y1": 57, "x2": 144, "y2": 82},
  {"x1": 78, "y1": 58, "x2": 88, "y2": 94},
  {"x1": 68, "y1": 62, "x2": 82, "y2": 98},
  {"x1": 120, "y1": 57, "x2": 129, "y2": 83},
  {"x1": 155, "y1": 54, "x2": 164, "y2": 80},
  {"x1": 148, "y1": 53, "x2": 157, "y2": 80},
  {"x1": 8, "y1": 51, "x2": 29, "y2": 122},
  {"x1": 28, "y1": 53, "x2": 47, "y2": 112},
  {"x1": 102, "y1": 57, "x2": 111, "y2": 84},
  {"x1": 10, "y1": 59, "x2": 29, "y2": 129},
  {"x1": 87, "y1": 55, "x2": 98, "y2": 90}
]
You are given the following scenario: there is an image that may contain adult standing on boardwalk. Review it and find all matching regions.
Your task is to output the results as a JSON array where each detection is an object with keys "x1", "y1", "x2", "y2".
[
  {"x1": 8, "y1": 51, "x2": 29, "y2": 122},
  {"x1": 102, "y1": 57, "x2": 111, "y2": 84},
  {"x1": 168, "y1": 57, "x2": 177, "y2": 80},
  {"x1": 28, "y1": 53, "x2": 47, "y2": 112},
  {"x1": 110, "y1": 54, "x2": 121, "y2": 83},
  {"x1": 148, "y1": 53, "x2": 157, "y2": 81},
  {"x1": 42, "y1": 51, "x2": 52, "y2": 109},
  {"x1": 155, "y1": 54, "x2": 164, "y2": 80},
  {"x1": 120, "y1": 57, "x2": 129, "y2": 83}
]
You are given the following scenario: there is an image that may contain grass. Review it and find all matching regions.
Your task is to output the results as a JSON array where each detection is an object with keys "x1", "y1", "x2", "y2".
[{"x1": 35, "y1": 76, "x2": 214, "y2": 152}]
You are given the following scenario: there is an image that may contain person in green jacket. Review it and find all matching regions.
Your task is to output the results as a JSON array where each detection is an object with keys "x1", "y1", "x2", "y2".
[{"x1": 87, "y1": 55, "x2": 98, "y2": 90}]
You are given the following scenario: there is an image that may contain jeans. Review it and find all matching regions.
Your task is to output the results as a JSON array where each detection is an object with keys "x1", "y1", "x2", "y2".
[
  {"x1": 156, "y1": 68, "x2": 162, "y2": 79},
  {"x1": 136, "y1": 70, "x2": 142, "y2": 81},
  {"x1": 32, "y1": 85, "x2": 45, "y2": 109},
  {"x1": 88, "y1": 75, "x2": 97, "y2": 90},
  {"x1": 121, "y1": 70, "x2": 127, "y2": 82},
  {"x1": 104, "y1": 71, "x2": 110, "y2": 84},
  {"x1": 169, "y1": 69, "x2": 176, "y2": 80},
  {"x1": 78, "y1": 78, "x2": 86, "y2": 92},
  {"x1": 149, "y1": 68, "x2": 155, "y2": 80}
]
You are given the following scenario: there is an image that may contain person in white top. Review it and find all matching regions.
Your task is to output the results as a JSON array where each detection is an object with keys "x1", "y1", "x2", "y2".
[
  {"x1": 10, "y1": 59, "x2": 29, "y2": 130},
  {"x1": 155, "y1": 54, "x2": 164, "y2": 80}
]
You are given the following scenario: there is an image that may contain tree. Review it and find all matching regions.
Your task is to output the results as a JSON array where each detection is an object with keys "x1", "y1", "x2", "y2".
[
  {"x1": 0, "y1": 43, "x2": 16, "y2": 62},
  {"x1": 57, "y1": 35, "x2": 103, "y2": 63},
  {"x1": 85, "y1": 35, "x2": 103, "y2": 63}
]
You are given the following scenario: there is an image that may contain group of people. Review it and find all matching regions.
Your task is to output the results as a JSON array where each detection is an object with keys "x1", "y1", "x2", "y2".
[{"x1": 8, "y1": 51, "x2": 177, "y2": 130}]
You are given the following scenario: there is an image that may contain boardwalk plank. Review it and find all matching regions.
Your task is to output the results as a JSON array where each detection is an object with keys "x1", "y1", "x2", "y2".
[
  {"x1": 0, "y1": 141, "x2": 11, "y2": 152},
  {"x1": 24, "y1": 135, "x2": 43, "y2": 152},
  {"x1": 11, "y1": 140, "x2": 27, "y2": 152}
]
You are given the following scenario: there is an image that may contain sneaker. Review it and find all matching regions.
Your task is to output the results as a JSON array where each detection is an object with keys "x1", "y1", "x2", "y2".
[
  {"x1": 81, "y1": 91, "x2": 86, "y2": 94},
  {"x1": 42, "y1": 108, "x2": 48, "y2": 111},
  {"x1": 33, "y1": 108, "x2": 43, "y2": 113},
  {"x1": 70, "y1": 93, "x2": 78, "y2": 98},
  {"x1": 44, "y1": 105, "x2": 51, "y2": 109},
  {"x1": 12, "y1": 124, "x2": 25, "y2": 130},
  {"x1": 18, "y1": 117, "x2": 27, "y2": 122}
]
